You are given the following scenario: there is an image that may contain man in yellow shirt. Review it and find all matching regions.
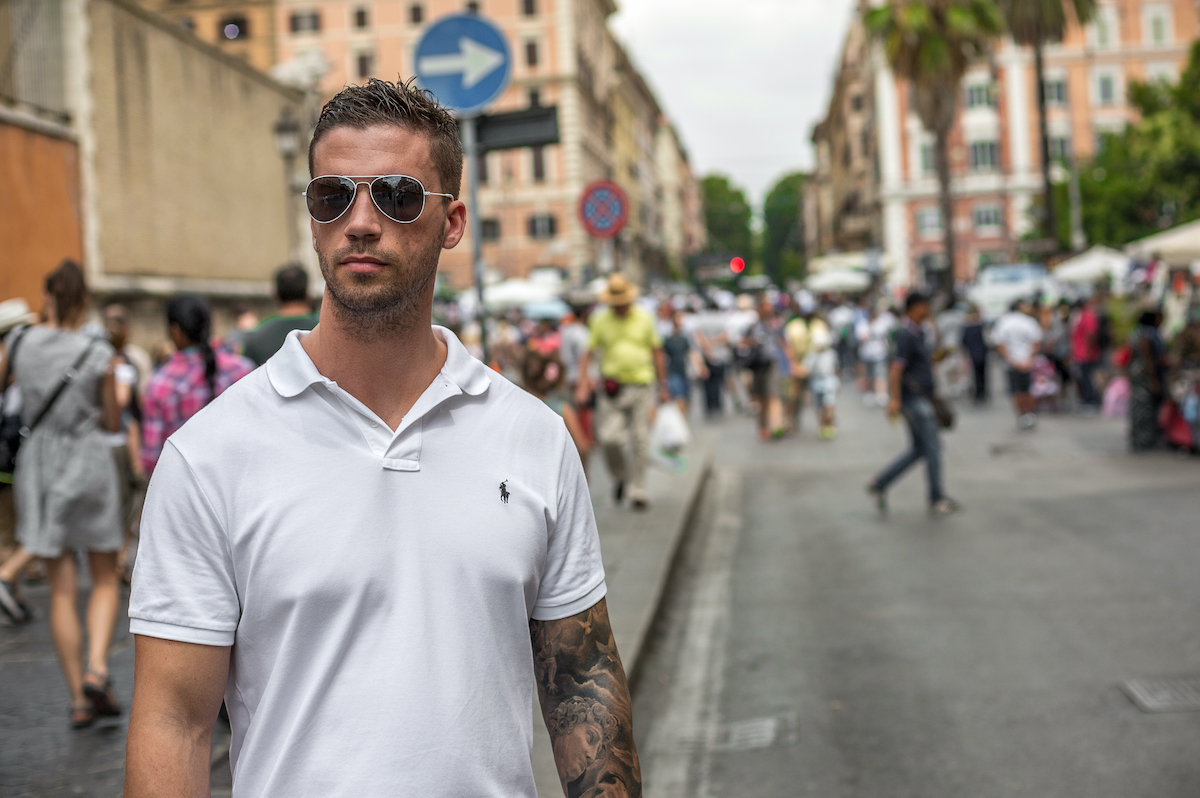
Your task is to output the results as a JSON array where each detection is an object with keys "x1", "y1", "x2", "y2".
[
  {"x1": 575, "y1": 274, "x2": 667, "y2": 510},
  {"x1": 783, "y1": 293, "x2": 829, "y2": 434}
]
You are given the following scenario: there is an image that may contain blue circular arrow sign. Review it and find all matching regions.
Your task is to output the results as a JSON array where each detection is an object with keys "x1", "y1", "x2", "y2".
[{"x1": 414, "y1": 15, "x2": 511, "y2": 117}]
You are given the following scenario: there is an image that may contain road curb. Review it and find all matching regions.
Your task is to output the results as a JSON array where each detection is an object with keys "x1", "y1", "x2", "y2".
[{"x1": 625, "y1": 446, "x2": 714, "y2": 692}]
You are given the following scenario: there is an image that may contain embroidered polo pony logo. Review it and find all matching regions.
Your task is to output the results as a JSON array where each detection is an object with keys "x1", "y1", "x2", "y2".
[{"x1": 499, "y1": 480, "x2": 510, "y2": 504}]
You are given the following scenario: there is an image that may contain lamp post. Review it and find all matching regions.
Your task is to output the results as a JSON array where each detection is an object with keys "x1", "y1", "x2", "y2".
[{"x1": 274, "y1": 107, "x2": 302, "y2": 261}]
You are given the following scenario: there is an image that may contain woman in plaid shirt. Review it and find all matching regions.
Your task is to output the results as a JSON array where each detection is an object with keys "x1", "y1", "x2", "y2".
[{"x1": 140, "y1": 296, "x2": 254, "y2": 475}]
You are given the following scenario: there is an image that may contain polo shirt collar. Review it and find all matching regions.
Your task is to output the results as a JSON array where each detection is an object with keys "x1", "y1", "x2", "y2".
[{"x1": 266, "y1": 325, "x2": 492, "y2": 400}]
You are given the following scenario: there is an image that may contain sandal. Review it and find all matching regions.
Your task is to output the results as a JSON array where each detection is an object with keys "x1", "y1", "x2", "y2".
[
  {"x1": 70, "y1": 702, "x2": 95, "y2": 729},
  {"x1": 83, "y1": 671, "x2": 122, "y2": 717}
]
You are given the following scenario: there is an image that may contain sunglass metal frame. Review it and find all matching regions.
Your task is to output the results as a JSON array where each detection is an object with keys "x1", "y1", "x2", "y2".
[{"x1": 303, "y1": 174, "x2": 454, "y2": 225}]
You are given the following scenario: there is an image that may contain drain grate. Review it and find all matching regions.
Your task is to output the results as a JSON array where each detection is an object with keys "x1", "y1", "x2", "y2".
[
  {"x1": 1121, "y1": 676, "x2": 1200, "y2": 713},
  {"x1": 712, "y1": 713, "x2": 799, "y2": 752}
]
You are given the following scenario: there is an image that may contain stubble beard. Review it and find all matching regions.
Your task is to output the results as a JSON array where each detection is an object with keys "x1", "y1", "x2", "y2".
[{"x1": 317, "y1": 233, "x2": 444, "y2": 341}]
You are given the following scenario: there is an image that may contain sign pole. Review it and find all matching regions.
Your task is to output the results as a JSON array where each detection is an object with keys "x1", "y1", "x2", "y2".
[{"x1": 462, "y1": 114, "x2": 489, "y2": 366}]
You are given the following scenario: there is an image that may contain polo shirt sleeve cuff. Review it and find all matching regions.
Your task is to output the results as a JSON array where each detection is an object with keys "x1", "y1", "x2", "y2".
[
  {"x1": 530, "y1": 579, "x2": 607, "y2": 622},
  {"x1": 129, "y1": 618, "x2": 235, "y2": 647}
]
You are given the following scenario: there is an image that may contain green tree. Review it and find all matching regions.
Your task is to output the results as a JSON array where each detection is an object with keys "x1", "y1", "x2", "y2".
[
  {"x1": 702, "y1": 174, "x2": 753, "y2": 260},
  {"x1": 1053, "y1": 41, "x2": 1200, "y2": 247},
  {"x1": 762, "y1": 172, "x2": 807, "y2": 283},
  {"x1": 866, "y1": 0, "x2": 1004, "y2": 300},
  {"x1": 998, "y1": 0, "x2": 1096, "y2": 250}
]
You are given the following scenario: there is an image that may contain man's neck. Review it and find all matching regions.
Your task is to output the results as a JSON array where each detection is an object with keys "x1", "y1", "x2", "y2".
[
  {"x1": 300, "y1": 297, "x2": 447, "y2": 431},
  {"x1": 277, "y1": 301, "x2": 312, "y2": 318}
]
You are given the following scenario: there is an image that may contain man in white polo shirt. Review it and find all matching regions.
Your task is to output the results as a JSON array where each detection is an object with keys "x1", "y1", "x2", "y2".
[{"x1": 124, "y1": 79, "x2": 641, "y2": 798}]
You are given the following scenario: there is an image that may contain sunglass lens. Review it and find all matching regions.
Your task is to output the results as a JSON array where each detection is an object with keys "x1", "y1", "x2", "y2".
[
  {"x1": 307, "y1": 177, "x2": 355, "y2": 223},
  {"x1": 371, "y1": 176, "x2": 425, "y2": 223}
]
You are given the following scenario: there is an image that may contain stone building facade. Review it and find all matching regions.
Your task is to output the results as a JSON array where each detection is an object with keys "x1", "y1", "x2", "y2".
[
  {"x1": 0, "y1": 0, "x2": 303, "y2": 344},
  {"x1": 815, "y1": 0, "x2": 1200, "y2": 288}
]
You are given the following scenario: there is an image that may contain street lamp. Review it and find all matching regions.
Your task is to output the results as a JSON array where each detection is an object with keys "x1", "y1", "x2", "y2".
[{"x1": 274, "y1": 107, "x2": 302, "y2": 259}]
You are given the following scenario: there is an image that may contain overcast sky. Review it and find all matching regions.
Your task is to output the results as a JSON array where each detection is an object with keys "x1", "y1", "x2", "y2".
[{"x1": 610, "y1": 0, "x2": 858, "y2": 210}]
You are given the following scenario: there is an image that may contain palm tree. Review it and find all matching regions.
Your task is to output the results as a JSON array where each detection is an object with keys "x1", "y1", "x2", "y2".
[
  {"x1": 998, "y1": 0, "x2": 1096, "y2": 251},
  {"x1": 866, "y1": 0, "x2": 1004, "y2": 300}
]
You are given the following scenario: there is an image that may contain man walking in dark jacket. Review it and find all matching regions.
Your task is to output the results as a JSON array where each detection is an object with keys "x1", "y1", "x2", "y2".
[{"x1": 867, "y1": 292, "x2": 961, "y2": 516}]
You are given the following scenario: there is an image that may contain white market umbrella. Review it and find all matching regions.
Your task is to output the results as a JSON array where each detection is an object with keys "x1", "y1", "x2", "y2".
[
  {"x1": 1126, "y1": 219, "x2": 1200, "y2": 267},
  {"x1": 806, "y1": 269, "x2": 871, "y2": 293},
  {"x1": 1054, "y1": 245, "x2": 1130, "y2": 285}
]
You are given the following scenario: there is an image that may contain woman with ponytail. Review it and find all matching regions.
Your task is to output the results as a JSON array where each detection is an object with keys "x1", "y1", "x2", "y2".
[
  {"x1": 140, "y1": 295, "x2": 253, "y2": 477},
  {"x1": 1, "y1": 259, "x2": 124, "y2": 728}
]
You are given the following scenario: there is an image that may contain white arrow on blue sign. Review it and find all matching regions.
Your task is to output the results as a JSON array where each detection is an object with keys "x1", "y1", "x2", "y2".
[{"x1": 415, "y1": 15, "x2": 511, "y2": 117}]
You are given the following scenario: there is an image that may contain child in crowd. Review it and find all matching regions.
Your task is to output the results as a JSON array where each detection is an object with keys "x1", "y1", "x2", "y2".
[{"x1": 522, "y1": 347, "x2": 590, "y2": 470}]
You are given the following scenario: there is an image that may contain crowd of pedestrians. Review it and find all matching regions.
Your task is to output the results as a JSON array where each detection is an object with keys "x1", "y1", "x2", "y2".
[
  {"x1": 3, "y1": 248, "x2": 1198, "y2": 739},
  {"x1": 0, "y1": 261, "x2": 313, "y2": 729}
]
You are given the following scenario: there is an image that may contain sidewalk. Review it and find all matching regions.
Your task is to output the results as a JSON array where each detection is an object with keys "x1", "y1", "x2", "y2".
[
  {"x1": 532, "y1": 430, "x2": 714, "y2": 797},
  {"x1": 0, "y1": 432, "x2": 713, "y2": 798}
]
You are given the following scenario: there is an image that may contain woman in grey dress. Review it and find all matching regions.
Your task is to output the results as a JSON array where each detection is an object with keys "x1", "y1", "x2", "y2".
[{"x1": 8, "y1": 260, "x2": 123, "y2": 728}]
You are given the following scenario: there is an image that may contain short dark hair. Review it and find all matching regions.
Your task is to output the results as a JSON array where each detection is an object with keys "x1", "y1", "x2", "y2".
[
  {"x1": 309, "y1": 78, "x2": 464, "y2": 199},
  {"x1": 275, "y1": 264, "x2": 309, "y2": 304},
  {"x1": 45, "y1": 259, "x2": 88, "y2": 327},
  {"x1": 905, "y1": 291, "x2": 929, "y2": 311}
]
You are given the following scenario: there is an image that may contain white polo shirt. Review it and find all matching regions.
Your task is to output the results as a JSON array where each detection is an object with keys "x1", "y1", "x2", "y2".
[{"x1": 129, "y1": 327, "x2": 606, "y2": 798}]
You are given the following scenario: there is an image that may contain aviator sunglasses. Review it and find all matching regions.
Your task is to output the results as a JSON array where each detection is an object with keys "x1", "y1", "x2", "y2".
[{"x1": 303, "y1": 175, "x2": 453, "y2": 225}]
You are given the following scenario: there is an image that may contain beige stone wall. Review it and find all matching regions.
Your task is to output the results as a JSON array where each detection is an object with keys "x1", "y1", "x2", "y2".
[{"x1": 88, "y1": 0, "x2": 303, "y2": 287}]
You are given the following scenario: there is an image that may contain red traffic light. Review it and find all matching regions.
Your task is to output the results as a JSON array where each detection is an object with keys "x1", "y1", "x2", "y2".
[{"x1": 730, "y1": 257, "x2": 745, "y2": 274}]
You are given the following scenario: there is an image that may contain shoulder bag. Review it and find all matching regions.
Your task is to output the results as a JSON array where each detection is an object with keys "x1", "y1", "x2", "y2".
[
  {"x1": 905, "y1": 375, "x2": 956, "y2": 431},
  {"x1": 0, "y1": 336, "x2": 98, "y2": 483}
]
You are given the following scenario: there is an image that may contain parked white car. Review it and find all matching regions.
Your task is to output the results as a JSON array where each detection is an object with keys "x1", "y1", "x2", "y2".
[{"x1": 967, "y1": 264, "x2": 1062, "y2": 321}]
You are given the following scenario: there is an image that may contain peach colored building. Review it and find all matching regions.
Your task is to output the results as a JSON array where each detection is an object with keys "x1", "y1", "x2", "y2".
[
  {"x1": 132, "y1": 0, "x2": 278, "y2": 72},
  {"x1": 867, "y1": 0, "x2": 1200, "y2": 287},
  {"x1": 265, "y1": 0, "x2": 702, "y2": 289}
]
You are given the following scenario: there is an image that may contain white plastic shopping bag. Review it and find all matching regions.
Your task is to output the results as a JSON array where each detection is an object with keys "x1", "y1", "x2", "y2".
[{"x1": 652, "y1": 403, "x2": 691, "y2": 454}]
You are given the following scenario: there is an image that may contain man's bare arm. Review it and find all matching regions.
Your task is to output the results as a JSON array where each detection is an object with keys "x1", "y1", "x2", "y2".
[
  {"x1": 531, "y1": 598, "x2": 641, "y2": 798},
  {"x1": 124, "y1": 636, "x2": 230, "y2": 798}
]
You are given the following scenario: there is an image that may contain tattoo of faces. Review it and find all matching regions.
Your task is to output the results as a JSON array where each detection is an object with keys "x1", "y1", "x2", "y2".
[{"x1": 531, "y1": 602, "x2": 641, "y2": 798}]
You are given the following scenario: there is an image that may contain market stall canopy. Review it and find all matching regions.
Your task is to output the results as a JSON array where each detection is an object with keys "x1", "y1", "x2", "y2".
[
  {"x1": 458, "y1": 277, "x2": 560, "y2": 314},
  {"x1": 1125, "y1": 219, "x2": 1200, "y2": 267},
  {"x1": 808, "y1": 251, "x2": 894, "y2": 275},
  {"x1": 806, "y1": 269, "x2": 872, "y2": 293},
  {"x1": 1053, "y1": 245, "x2": 1130, "y2": 285}
]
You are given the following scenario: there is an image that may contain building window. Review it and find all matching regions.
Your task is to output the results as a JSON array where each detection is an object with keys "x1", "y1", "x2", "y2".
[
  {"x1": 477, "y1": 153, "x2": 488, "y2": 185},
  {"x1": 973, "y1": 205, "x2": 1003, "y2": 229},
  {"x1": 1049, "y1": 136, "x2": 1071, "y2": 162},
  {"x1": 919, "y1": 143, "x2": 935, "y2": 175},
  {"x1": 356, "y1": 52, "x2": 374, "y2": 79},
  {"x1": 1092, "y1": 8, "x2": 1118, "y2": 49},
  {"x1": 290, "y1": 11, "x2": 321, "y2": 33},
  {"x1": 528, "y1": 88, "x2": 540, "y2": 107},
  {"x1": 354, "y1": 7, "x2": 369, "y2": 29},
  {"x1": 1097, "y1": 74, "x2": 1116, "y2": 106},
  {"x1": 917, "y1": 208, "x2": 942, "y2": 236},
  {"x1": 1043, "y1": 78, "x2": 1068, "y2": 106},
  {"x1": 525, "y1": 41, "x2": 539, "y2": 68},
  {"x1": 529, "y1": 214, "x2": 557, "y2": 239},
  {"x1": 965, "y1": 84, "x2": 995, "y2": 108},
  {"x1": 523, "y1": 0, "x2": 537, "y2": 15},
  {"x1": 1144, "y1": 5, "x2": 1172, "y2": 46},
  {"x1": 481, "y1": 218, "x2": 501, "y2": 241},
  {"x1": 850, "y1": 94, "x2": 863, "y2": 112},
  {"x1": 410, "y1": 3, "x2": 424, "y2": 24},
  {"x1": 968, "y1": 140, "x2": 999, "y2": 171},
  {"x1": 178, "y1": 16, "x2": 194, "y2": 32},
  {"x1": 532, "y1": 146, "x2": 546, "y2": 182},
  {"x1": 220, "y1": 15, "x2": 248, "y2": 39},
  {"x1": 466, "y1": 1, "x2": 480, "y2": 13}
]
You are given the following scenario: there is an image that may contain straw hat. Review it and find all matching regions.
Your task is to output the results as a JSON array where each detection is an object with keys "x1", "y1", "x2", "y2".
[
  {"x1": 598, "y1": 273, "x2": 639, "y2": 306},
  {"x1": 0, "y1": 299, "x2": 37, "y2": 334}
]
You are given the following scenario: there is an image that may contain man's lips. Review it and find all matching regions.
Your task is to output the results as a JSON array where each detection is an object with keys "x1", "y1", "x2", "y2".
[{"x1": 341, "y1": 255, "x2": 387, "y2": 272}]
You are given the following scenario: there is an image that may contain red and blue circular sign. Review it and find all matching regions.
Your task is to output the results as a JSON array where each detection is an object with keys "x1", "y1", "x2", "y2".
[{"x1": 578, "y1": 180, "x2": 628, "y2": 239}]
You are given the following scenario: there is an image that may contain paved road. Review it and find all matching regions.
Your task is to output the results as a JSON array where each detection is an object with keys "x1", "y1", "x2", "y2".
[{"x1": 635, "y1": 392, "x2": 1200, "y2": 797}]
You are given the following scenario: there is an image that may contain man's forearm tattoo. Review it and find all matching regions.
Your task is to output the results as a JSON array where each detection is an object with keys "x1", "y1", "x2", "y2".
[{"x1": 531, "y1": 599, "x2": 642, "y2": 798}]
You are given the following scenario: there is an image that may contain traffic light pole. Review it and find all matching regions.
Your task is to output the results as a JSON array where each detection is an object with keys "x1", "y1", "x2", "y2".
[{"x1": 462, "y1": 114, "x2": 489, "y2": 366}]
